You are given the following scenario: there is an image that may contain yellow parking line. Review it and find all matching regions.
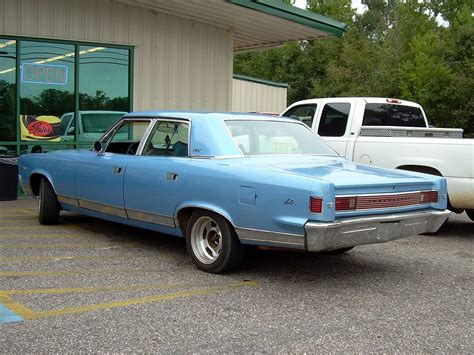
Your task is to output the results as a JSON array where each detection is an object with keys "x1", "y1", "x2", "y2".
[
  {"x1": 0, "y1": 242, "x2": 136, "y2": 249},
  {"x1": 0, "y1": 255, "x2": 143, "y2": 263},
  {"x1": 0, "y1": 268, "x2": 154, "y2": 277},
  {"x1": 2, "y1": 283, "x2": 193, "y2": 296},
  {"x1": 1, "y1": 281, "x2": 258, "y2": 320},
  {"x1": 0, "y1": 294, "x2": 35, "y2": 319},
  {"x1": 0, "y1": 226, "x2": 83, "y2": 230},
  {"x1": 0, "y1": 234, "x2": 82, "y2": 238}
]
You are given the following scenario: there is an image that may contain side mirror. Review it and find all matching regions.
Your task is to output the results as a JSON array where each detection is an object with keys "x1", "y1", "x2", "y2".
[{"x1": 93, "y1": 141, "x2": 103, "y2": 155}]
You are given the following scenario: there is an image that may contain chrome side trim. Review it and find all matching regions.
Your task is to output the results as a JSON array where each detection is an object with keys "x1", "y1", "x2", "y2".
[
  {"x1": 305, "y1": 209, "x2": 450, "y2": 252},
  {"x1": 57, "y1": 194, "x2": 79, "y2": 207},
  {"x1": 235, "y1": 227, "x2": 305, "y2": 249},
  {"x1": 126, "y1": 208, "x2": 175, "y2": 227},
  {"x1": 77, "y1": 198, "x2": 127, "y2": 218}
]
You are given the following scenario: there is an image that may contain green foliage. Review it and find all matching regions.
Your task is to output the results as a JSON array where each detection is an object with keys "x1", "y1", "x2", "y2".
[{"x1": 234, "y1": 0, "x2": 474, "y2": 136}]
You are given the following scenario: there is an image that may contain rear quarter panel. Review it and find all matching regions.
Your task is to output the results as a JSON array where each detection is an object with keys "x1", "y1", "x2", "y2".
[{"x1": 176, "y1": 159, "x2": 330, "y2": 236}]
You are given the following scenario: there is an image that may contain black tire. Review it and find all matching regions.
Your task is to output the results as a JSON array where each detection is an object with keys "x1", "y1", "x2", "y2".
[
  {"x1": 322, "y1": 247, "x2": 354, "y2": 254},
  {"x1": 466, "y1": 209, "x2": 474, "y2": 222},
  {"x1": 38, "y1": 177, "x2": 60, "y2": 225},
  {"x1": 186, "y1": 210, "x2": 244, "y2": 273}
]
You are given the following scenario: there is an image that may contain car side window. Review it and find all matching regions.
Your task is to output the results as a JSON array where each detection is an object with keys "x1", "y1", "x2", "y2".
[
  {"x1": 318, "y1": 103, "x2": 351, "y2": 137},
  {"x1": 283, "y1": 104, "x2": 317, "y2": 127},
  {"x1": 104, "y1": 120, "x2": 150, "y2": 155},
  {"x1": 142, "y1": 121, "x2": 189, "y2": 157}
]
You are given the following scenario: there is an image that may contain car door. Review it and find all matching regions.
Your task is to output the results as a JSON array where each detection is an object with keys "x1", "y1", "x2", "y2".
[
  {"x1": 123, "y1": 119, "x2": 190, "y2": 227},
  {"x1": 74, "y1": 119, "x2": 152, "y2": 217},
  {"x1": 315, "y1": 101, "x2": 354, "y2": 157}
]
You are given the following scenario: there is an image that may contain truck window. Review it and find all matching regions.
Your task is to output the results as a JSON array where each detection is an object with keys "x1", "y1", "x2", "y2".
[
  {"x1": 363, "y1": 104, "x2": 426, "y2": 127},
  {"x1": 282, "y1": 104, "x2": 317, "y2": 127},
  {"x1": 318, "y1": 103, "x2": 350, "y2": 137}
]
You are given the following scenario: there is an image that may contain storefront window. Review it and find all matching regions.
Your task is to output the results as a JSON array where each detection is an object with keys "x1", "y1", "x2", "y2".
[
  {"x1": 0, "y1": 37, "x2": 131, "y2": 153},
  {"x1": 0, "y1": 39, "x2": 16, "y2": 143},
  {"x1": 19, "y1": 41, "x2": 75, "y2": 149},
  {"x1": 78, "y1": 46, "x2": 129, "y2": 143}
]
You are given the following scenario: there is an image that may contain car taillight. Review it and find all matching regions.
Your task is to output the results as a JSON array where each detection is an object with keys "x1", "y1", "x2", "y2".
[
  {"x1": 386, "y1": 98, "x2": 401, "y2": 104},
  {"x1": 335, "y1": 196, "x2": 357, "y2": 211},
  {"x1": 420, "y1": 191, "x2": 438, "y2": 203},
  {"x1": 309, "y1": 197, "x2": 322, "y2": 213}
]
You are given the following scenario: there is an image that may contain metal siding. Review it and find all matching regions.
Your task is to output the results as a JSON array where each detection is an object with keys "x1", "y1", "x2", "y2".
[
  {"x1": 1, "y1": 0, "x2": 232, "y2": 111},
  {"x1": 232, "y1": 79, "x2": 287, "y2": 113}
]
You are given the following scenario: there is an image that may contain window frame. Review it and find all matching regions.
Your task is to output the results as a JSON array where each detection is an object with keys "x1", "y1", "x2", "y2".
[
  {"x1": 0, "y1": 34, "x2": 134, "y2": 155},
  {"x1": 317, "y1": 102, "x2": 352, "y2": 137},
  {"x1": 140, "y1": 118, "x2": 191, "y2": 158}
]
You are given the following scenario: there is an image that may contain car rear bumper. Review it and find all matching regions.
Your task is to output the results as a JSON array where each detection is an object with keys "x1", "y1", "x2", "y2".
[{"x1": 305, "y1": 209, "x2": 450, "y2": 252}]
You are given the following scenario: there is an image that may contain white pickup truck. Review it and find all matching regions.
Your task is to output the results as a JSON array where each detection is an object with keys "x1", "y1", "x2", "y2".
[{"x1": 281, "y1": 97, "x2": 474, "y2": 221}]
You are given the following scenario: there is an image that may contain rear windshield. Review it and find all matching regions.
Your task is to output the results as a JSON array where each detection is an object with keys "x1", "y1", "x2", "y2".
[
  {"x1": 362, "y1": 104, "x2": 426, "y2": 127},
  {"x1": 225, "y1": 120, "x2": 337, "y2": 156}
]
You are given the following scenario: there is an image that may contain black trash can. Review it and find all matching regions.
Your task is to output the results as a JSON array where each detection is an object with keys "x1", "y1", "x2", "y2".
[{"x1": 0, "y1": 156, "x2": 19, "y2": 201}]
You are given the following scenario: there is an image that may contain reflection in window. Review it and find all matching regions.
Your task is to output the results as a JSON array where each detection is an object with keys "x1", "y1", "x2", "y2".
[
  {"x1": 318, "y1": 103, "x2": 351, "y2": 137},
  {"x1": 0, "y1": 39, "x2": 17, "y2": 142},
  {"x1": 19, "y1": 41, "x2": 75, "y2": 144},
  {"x1": 283, "y1": 104, "x2": 317, "y2": 127},
  {"x1": 79, "y1": 46, "x2": 129, "y2": 112}
]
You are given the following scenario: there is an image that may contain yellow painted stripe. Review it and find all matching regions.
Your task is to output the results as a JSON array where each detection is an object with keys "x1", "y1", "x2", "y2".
[
  {"x1": 0, "y1": 268, "x2": 152, "y2": 277},
  {"x1": 0, "y1": 234, "x2": 82, "y2": 238},
  {"x1": 0, "y1": 242, "x2": 136, "y2": 249},
  {"x1": 0, "y1": 294, "x2": 35, "y2": 319},
  {"x1": 0, "y1": 255, "x2": 140, "y2": 263},
  {"x1": 23, "y1": 281, "x2": 258, "y2": 320},
  {"x1": 1, "y1": 283, "x2": 194, "y2": 296},
  {"x1": 0, "y1": 226, "x2": 83, "y2": 230}
]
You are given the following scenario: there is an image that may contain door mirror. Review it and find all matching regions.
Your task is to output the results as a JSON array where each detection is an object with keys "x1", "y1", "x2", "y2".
[{"x1": 93, "y1": 141, "x2": 103, "y2": 153}]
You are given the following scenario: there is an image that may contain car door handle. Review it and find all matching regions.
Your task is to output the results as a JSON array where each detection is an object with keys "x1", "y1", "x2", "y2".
[
  {"x1": 112, "y1": 167, "x2": 122, "y2": 174},
  {"x1": 166, "y1": 172, "x2": 178, "y2": 181}
]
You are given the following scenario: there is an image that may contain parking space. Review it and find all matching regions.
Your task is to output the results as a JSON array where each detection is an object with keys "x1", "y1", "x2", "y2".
[{"x1": 0, "y1": 198, "x2": 472, "y2": 352}]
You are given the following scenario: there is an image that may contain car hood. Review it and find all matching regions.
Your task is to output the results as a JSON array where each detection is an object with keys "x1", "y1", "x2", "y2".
[{"x1": 241, "y1": 155, "x2": 434, "y2": 189}]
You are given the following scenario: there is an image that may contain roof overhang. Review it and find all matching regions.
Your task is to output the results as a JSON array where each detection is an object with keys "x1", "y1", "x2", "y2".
[{"x1": 117, "y1": 0, "x2": 347, "y2": 51}]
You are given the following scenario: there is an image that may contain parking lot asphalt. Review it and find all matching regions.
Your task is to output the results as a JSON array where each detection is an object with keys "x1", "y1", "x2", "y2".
[{"x1": 0, "y1": 198, "x2": 472, "y2": 353}]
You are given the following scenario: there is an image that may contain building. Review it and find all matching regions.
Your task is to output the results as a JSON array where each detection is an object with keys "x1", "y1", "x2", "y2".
[
  {"x1": 232, "y1": 75, "x2": 288, "y2": 114},
  {"x1": 0, "y1": 0, "x2": 346, "y2": 155}
]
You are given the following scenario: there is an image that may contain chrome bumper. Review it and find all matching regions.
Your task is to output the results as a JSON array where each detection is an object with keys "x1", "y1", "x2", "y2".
[{"x1": 305, "y1": 209, "x2": 450, "y2": 252}]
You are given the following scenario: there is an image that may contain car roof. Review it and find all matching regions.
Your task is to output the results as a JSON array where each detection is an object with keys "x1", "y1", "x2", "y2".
[{"x1": 123, "y1": 110, "x2": 297, "y2": 123}]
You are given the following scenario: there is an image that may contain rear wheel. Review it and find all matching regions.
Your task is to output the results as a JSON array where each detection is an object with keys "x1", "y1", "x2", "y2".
[
  {"x1": 38, "y1": 177, "x2": 60, "y2": 225},
  {"x1": 466, "y1": 209, "x2": 474, "y2": 222},
  {"x1": 186, "y1": 210, "x2": 244, "y2": 273}
]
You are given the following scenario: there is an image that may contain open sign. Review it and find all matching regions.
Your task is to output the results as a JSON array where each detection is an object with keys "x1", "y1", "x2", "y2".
[{"x1": 21, "y1": 63, "x2": 68, "y2": 85}]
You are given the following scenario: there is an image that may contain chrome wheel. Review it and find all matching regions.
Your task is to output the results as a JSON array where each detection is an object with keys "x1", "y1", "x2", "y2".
[{"x1": 190, "y1": 216, "x2": 223, "y2": 264}]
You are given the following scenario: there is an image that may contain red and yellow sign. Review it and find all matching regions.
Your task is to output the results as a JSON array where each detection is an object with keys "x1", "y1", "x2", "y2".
[{"x1": 20, "y1": 115, "x2": 61, "y2": 141}]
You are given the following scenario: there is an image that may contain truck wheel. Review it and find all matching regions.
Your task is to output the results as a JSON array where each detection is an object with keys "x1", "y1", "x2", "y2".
[
  {"x1": 466, "y1": 210, "x2": 474, "y2": 222},
  {"x1": 186, "y1": 210, "x2": 244, "y2": 273},
  {"x1": 38, "y1": 177, "x2": 60, "y2": 225}
]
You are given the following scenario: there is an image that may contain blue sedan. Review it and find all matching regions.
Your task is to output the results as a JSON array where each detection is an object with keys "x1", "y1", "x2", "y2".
[{"x1": 19, "y1": 112, "x2": 450, "y2": 273}]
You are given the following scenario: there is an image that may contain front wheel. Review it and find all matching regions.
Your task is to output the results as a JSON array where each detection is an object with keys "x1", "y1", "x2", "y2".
[
  {"x1": 186, "y1": 210, "x2": 244, "y2": 273},
  {"x1": 38, "y1": 177, "x2": 60, "y2": 225},
  {"x1": 466, "y1": 209, "x2": 474, "y2": 222}
]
